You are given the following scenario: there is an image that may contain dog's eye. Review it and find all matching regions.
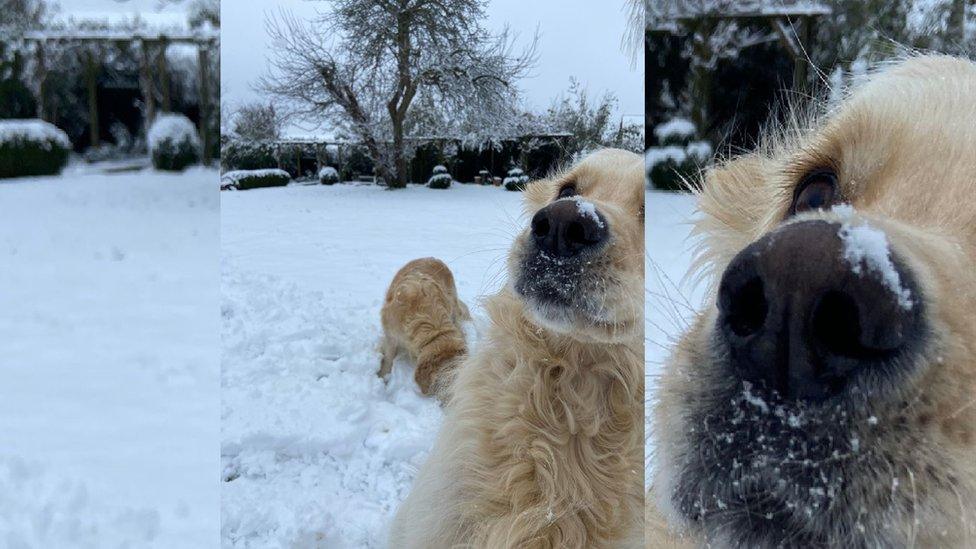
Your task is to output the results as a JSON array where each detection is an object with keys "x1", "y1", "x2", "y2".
[
  {"x1": 791, "y1": 170, "x2": 838, "y2": 215},
  {"x1": 557, "y1": 184, "x2": 577, "y2": 199}
]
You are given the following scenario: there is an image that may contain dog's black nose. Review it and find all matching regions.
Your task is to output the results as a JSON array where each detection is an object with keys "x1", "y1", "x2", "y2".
[
  {"x1": 718, "y1": 220, "x2": 922, "y2": 401},
  {"x1": 531, "y1": 199, "x2": 608, "y2": 257}
]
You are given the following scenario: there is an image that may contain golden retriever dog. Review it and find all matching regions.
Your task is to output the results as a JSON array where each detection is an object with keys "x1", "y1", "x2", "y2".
[
  {"x1": 379, "y1": 257, "x2": 471, "y2": 397},
  {"x1": 389, "y1": 149, "x2": 645, "y2": 548},
  {"x1": 649, "y1": 55, "x2": 976, "y2": 547}
]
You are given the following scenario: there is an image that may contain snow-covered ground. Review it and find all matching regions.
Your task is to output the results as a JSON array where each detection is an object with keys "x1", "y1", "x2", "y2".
[
  {"x1": 220, "y1": 183, "x2": 527, "y2": 548},
  {"x1": 0, "y1": 164, "x2": 219, "y2": 547},
  {"x1": 645, "y1": 190, "x2": 705, "y2": 479}
]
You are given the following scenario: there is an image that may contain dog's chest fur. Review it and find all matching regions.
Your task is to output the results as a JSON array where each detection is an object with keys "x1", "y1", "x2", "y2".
[{"x1": 449, "y1": 292, "x2": 643, "y2": 547}]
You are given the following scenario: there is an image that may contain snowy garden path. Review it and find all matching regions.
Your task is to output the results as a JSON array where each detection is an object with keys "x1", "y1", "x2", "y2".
[
  {"x1": 220, "y1": 183, "x2": 527, "y2": 547},
  {"x1": 0, "y1": 166, "x2": 220, "y2": 547}
]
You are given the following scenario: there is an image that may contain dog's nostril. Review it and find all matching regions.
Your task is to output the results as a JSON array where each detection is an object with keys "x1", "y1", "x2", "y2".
[
  {"x1": 566, "y1": 221, "x2": 585, "y2": 244},
  {"x1": 532, "y1": 216, "x2": 550, "y2": 238},
  {"x1": 727, "y1": 277, "x2": 767, "y2": 337},
  {"x1": 811, "y1": 291, "x2": 899, "y2": 361},
  {"x1": 812, "y1": 291, "x2": 863, "y2": 358}
]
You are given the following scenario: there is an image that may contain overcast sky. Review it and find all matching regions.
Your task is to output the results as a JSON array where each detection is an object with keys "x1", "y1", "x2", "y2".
[{"x1": 57, "y1": 0, "x2": 643, "y2": 133}]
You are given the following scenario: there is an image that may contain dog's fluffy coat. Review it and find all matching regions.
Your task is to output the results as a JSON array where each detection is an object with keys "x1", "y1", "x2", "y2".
[
  {"x1": 379, "y1": 257, "x2": 470, "y2": 397},
  {"x1": 390, "y1": 149, "x2": 645, "y2": 548},
  {"x1": 650, "y1": 55, "x2": 976, "y2": 547}
]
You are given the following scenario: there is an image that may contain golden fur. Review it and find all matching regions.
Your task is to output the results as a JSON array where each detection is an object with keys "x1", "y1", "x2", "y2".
[
  {"x1": 379, "y1": 257, "x2": 471, "y2": 398},
  {"x1": 650, "y1": 55, "x2": 976, "y2": 547},
  {"x1": 389, "y1": 149, "x2": 645, "y2": 548}
]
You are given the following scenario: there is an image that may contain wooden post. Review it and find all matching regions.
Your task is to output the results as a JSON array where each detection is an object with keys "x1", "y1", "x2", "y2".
[
  {"x1": 197, "y1": 42, "x2": 212, "y2": 165},
  {"x1": 158, "y1": 38, "x2": 171, "y2": 113},
  {"x1": 35, "y1": 41, "x2": 48, "y2": 121},
  {"x1": 85, "y1": 51, "x2": 100, "y2": 147},
  {"x1": 139, "y1": 39, "x2": 156, "y2": 126}
]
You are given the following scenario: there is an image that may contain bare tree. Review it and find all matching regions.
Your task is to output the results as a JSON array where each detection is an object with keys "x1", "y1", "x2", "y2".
[
  {"x1": 260, "y1": 0, "x2": 538, "y2": 188},
  {"x1": 231, "y1": 101, "x2": 284, "y2": 142}
]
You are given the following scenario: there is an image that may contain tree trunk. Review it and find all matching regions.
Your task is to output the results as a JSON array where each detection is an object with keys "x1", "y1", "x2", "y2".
[{"x1": 389, "y1": 115, "x2": 407, "y2": 188}]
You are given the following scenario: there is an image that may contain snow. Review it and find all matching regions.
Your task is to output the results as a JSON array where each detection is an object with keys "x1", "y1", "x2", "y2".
[
  {"x1": 836, "y1": 209, "x2": 914, "y2": 309},
  {"x1": 148, "y1": 113, "x2": 201, "y2": 153},
  {"x1": 653, "y1": 118, "x2": 695, "y2": 141},
  {"x1": 0, "y1": 119, "x2": 71, "y2": 149},
  {"x1": 221, "y1": 183, "x2": 525, "y2": 547},
  {"x1": 570, "y1": 195, "x2": 605, "y2": 228},
  {"x1": 318, "y1": 166, "x2": 339, "y2": 179},
  {"x1": 0, "y1": 165, "x2": 219, "y2": 546},
  {"x1": 686, "y1": 140, "x2": 713, "y2": 159},
  {"x1": 645, "y1": 191, "x2": 705, "y2": 484},
  {"x1": 645, "y1": 146, "x2": 687, "y2": 168},
  {"x1": 221, "y1": 169, "x2": 291, "y2": 183}
]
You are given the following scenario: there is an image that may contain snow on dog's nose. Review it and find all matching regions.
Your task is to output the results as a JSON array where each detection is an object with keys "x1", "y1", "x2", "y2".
[
  {"x1": 530, "y1": 197, "x2": 608, "y2": 257},
  {"x1": 717, "y1": 219, "x2": 924, "y2": 402}
]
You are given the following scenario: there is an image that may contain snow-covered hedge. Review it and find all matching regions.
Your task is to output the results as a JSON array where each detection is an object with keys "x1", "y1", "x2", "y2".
[
  {"x1": 148, "y1": 113, "x2": 201, "y2": 172},
  {"x1": 646, "y1": 141, "x2": 712, "y2": 191},
  {"x1": 427, "y1": 165, "x2": 452, "y2": 189},
  {"x1": 503, "y1": 167, "x2": 529, "y2": 191},
  {"x1": 221, "y1": 140, "x2": 278, "y2": 171},
  {"x1": 221, "y1": 169, "x2": 291, "y2": 191},
  {"x1": 318, "y1": 166, "x2": 339, "y2": 185},
  {"x1": 0, "y1": 119, "x2": 71, "y2": 179}
]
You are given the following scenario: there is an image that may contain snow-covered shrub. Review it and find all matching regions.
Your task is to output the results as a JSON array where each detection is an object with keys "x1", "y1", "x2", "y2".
[
  {"x1": 221, "y1": 169, "x2": 291, "y2": 191},
  {"x1": 0, "y1": 119, "x2": 71, "y2": 179},
  {"x1": 427, "y1": 165, "x2": 452, "y2": 189},
  {"x1": 318, "y1": 166, "x2": 339, "y2": 185},
  {"x1": 503, "y1": 167, "x2": 529, "y2": 191},
  {"x1": 148, "y1": 113, "x2": 201, "y2": 172},
  {"x1": 221, "y1": 139, "x2": 278, "y2": 171},
  {"x1": 646, "y1": 141, "x2": 712, "y2": 191},
  {"x1": 653, "y1": 118, "x2": 696, "y2": 147},
  {"x1": 477, "y1": 169, "x2": 492, "y2": 185}
]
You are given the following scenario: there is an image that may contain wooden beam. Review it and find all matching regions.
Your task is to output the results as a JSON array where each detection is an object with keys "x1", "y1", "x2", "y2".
[
  {"x1": 158, "y1": 39, "x2": 171, "y2": 113},
  {"x1": 139, "y1": 40, "x2": 156, "y2": 126},
  {"x1": 85, "y1": 52, "x2": 100, "y2": 147},
  {"x1": 35, "y1": 42, "x2": 48, "y2": 121},
  {"x1": 197, "y1": 43, "x2": 213, "y2": 165}
]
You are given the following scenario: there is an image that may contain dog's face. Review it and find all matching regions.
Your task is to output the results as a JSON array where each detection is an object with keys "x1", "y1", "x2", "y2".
[
  {"x1": 509, "y1": 148, "x2": 644, "y2": 343},
  {"x1": 654, "y1": 56, "x2": 976, "y2": 546}
]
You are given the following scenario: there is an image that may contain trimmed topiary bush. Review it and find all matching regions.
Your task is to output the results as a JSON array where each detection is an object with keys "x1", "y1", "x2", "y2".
[
  {"x1": 0, "y1": 119, "x2": 71, "y2": 179},
  {"x1": 503, "y1": 167, "x2": 529, "y2": 191},
  {"x1": 427, "y1": 165, "x2": 452, "y2": 189},
  {"x1": 318, "y1": 166, "x2": 339, "y2": 185},
  {"x1": 221, "y1": 169, "x2": 291, "y2": 191},
  {"x1": 148, "y1": 113, "x2": 201, "y2": 172},
  {"x1": 477, "y1": 169, "x2": 492, "y2": 185},
  {"x1": 646, "y1": 141, "x2": 712, "y2": 191}
]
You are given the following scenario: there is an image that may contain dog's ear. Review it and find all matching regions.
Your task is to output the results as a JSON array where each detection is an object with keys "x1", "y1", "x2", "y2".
[{"x1": 690, "y1": 154, "x2": 785, "y2": 291}]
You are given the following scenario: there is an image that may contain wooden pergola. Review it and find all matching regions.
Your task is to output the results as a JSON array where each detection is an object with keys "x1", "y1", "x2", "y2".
[{"x1": 23, "y1": 29, "x2": 219, "y2": 164}]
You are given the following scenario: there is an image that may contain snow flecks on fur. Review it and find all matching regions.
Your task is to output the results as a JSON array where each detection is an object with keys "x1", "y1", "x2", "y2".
[{"x1": 834, "y1": 205, "x2": 914, "y2": 310}]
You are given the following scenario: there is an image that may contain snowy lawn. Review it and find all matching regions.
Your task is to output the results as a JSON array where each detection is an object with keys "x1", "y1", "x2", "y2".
[
  {"x1": 0, "y1": 164, "x2": 219, "y2": 547},
  {"x1": 220, "y1": 183, "x2": 528, "y2": 548},
  {"x1": 645, "y1": 190, "x2": 704, "y2": 480}
]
